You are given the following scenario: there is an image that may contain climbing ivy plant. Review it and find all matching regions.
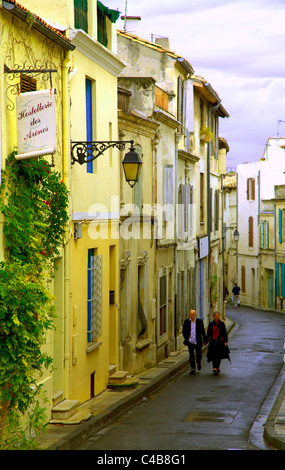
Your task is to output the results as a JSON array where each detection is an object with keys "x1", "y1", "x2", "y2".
[{"x1": 0, "y1": 150, "x2": 69, "y2": 449}]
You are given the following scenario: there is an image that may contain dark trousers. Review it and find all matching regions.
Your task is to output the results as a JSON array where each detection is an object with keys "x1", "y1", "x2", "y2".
[
  {"x1": 187, "y1": 343, "x2": 202, "y2": 370},
  {"x1": 212, "y1": 357, "x2": 221, "y2": 369}
]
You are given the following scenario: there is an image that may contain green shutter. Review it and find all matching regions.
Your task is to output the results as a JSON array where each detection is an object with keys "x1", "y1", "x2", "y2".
[
  {"x1": 282, "y1": 263, "x2": 285, "y2": 297},
  {"x1": 265, "y1": 220, "x2": 269, "y2": 248},
  {"x1": 260, "y1": 220, "x2": 264, "y2": 248},
  {"x1": 276, "y1": 263, "x2": 280, "y2": 297},
  {"x1": 74, "y1": 0, "x2": 88, "y2": 32}
]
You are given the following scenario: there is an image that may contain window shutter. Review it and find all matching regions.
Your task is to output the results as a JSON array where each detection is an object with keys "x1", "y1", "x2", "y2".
[
  {"x1": 74, "y1": 0, "x2": 88, "y2": 32},
  {"x1": 247, "y1": 178, "x2": 250, "y2": 200},
  {"x1": 251, "y1": 178, "x2": 255, "y2": 200},
  {"x1": 248, "y1": 216, "x2": 253, "y2": 247},
  {"x1": 279, "y1": 208, "x2": 282, "y2": 244},
  {"x1": 20, "y1": 74, "x2": 36, "y2": 93},
  {"x1": 177, "y1": 76, "x2": 182, "y2": 123},
  {"x1": 215, "y1": 189, "x2": 219, "y2": 231},
  {"x1": 265, "y1": 220, "x2": 269, "y2": 248},
  {"x1": 260, "y1": 220, "x2": 264, "y2": 248},
  {"x1": 163, "y1": 165, "x2": 174, "y2": 221},
  {"x1": 282, "y1": 263, "x2": 285, "y2": 297},
  {"x1": 276, "y1": 262, "x2": 280, "y2": 297},
  {"x1": 241, "y1": 265, "x2": 246, "y2": 292},
  {"x1": 185, "y1": 184, "x2": 190, "y2": 235}
]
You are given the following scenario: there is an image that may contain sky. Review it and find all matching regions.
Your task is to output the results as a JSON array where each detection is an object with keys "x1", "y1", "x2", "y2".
[{"x1": 105, "y1": 0, "x2": 285, "y2": 170}]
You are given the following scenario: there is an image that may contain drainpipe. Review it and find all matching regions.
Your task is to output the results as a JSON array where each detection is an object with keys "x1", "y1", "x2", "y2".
[
  {"x1": 174, "y1": 131, "x2": 180, "y2": 351},
  {"x1": 274, "y1": 202, "x2": 277, "y2": 309},
  {"x1": 208, "y1": 100, "x2": 221, "y2": 319},
  {"x1": 62, "y1": 50, "x2": 71, "y2": 399}
]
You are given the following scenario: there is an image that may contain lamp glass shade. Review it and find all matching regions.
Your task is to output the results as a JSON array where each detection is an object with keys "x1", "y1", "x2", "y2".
[
  {"x1": 233, "y1": 229, "x2": 239, "y2": 242},
  {"x1": 122, "y1": 146, "x2": 142, "y2": 186}
]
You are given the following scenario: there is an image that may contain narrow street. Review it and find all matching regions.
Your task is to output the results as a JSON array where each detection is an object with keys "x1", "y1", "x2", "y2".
[{"x1": 75, "y1": 306, "x2": 285, "y2": 451}]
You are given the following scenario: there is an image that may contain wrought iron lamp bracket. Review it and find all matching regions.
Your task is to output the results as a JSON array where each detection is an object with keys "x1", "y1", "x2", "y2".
[{"x1": 71, "y1": 140, "x2": 134, "y2": 165}]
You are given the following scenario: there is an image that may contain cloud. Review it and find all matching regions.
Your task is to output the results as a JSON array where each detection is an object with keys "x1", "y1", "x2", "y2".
[{"x1": 106, "y1": 0, "x2": 285, "y2": 166}]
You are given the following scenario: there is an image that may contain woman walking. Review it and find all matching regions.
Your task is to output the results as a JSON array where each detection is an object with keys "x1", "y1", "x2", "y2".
[{"x1": 206, "y1": 311, "x2": 230, "y2": 375}]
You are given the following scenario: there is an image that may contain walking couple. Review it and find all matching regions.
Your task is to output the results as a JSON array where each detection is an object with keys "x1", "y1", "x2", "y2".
[{"x1": 183, "y1": 309, "x2": 230, "y2": 375}]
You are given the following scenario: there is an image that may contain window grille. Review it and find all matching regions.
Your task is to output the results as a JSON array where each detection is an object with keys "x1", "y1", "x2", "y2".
[{"x1": 87, "y1": 250, "x2": 102, "y2": 342}]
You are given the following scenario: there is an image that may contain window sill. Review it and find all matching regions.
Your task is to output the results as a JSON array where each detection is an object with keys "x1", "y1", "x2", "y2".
[
  {"x1": 86, "y1": 341, "x2": 102, "y2": 353},
  {"x1": 135, "y1": 339, "x2": 153, "y2": 351}
]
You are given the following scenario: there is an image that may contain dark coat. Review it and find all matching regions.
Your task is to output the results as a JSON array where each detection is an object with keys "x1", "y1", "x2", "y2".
[
  {"x1": 183, "y1": 317, "x2": 207, "y2": 347},
  {"x1": 206, "y1": 320, "x2": 230, "y2": 363}
]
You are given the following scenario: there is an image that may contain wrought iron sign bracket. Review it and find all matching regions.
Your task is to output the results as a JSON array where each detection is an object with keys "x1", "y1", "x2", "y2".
[
  {"x1": 71, "y1": 140, "x2": 134, "y2": 165},
  {"x1": 4, "y1": 63, "x2": 58, "y2": 111}
]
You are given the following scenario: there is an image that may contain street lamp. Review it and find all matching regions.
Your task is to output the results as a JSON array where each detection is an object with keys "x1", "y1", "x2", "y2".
[
  {"x1": 233, "y1": 229, "x2": 239, "y2": 242},
  {"x1": 71, "y1": 139, "x2": 142, "y2": 187},
  {"x1": 122, "y1": 144, "x2": 142, "y2": 188}
]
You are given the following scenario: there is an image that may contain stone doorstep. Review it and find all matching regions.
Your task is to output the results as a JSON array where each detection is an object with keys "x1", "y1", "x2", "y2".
[
  {"x1": 108, "y1": 370, "x2": 128, "y2": 384},
  {"x1": 107, "y1": 377, "x2": 140, "y2": 389},
  {"x1": 275, "y1": 416, "x2": 285, "y2": 425},
  {"x1": 52, "y1": 390, "x2": 64, "y2": 408},
  {"x1": 51, "y1": 399, "x2": 80, "y2": 421},
  {"x1": 50, "y1": 408, "x2": 91, "y2": 425}
]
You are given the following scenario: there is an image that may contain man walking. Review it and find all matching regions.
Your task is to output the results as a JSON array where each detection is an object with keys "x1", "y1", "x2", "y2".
[
  {"x1": 183, "y1": 309, "x2": 207, "y2": 375},
  {"x1": 232, "y1": 282, "x2": 240, "y2": 307}
]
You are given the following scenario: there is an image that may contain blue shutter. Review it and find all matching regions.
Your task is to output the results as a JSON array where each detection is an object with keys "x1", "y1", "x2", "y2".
[
  {"x1": 276, "y1": 263, "x2": 280, "y2": 297},
  {"x1": 86, "y1": 79, "x2": 93, "y2": 174}
]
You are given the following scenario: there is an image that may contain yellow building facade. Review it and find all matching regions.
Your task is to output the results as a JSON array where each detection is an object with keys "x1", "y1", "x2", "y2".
[
  {"x1": 0, "y1": 0, "x2": 74, "y2": 418},
  {"x1": 1, "y1": 0, "x2": 125, "y2": 415}
]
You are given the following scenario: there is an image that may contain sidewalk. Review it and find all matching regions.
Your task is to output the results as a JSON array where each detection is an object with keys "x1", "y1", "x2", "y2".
[{"x1": 36, "y1": 318, "x2": 285, "y2": 450}]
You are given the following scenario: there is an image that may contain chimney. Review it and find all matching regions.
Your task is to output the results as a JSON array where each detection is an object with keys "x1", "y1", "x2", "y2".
[
  {"x1": 155, "y1": 37, "x2": 170, "y2": 50},
  {"x1": 121, "y1": 16, "x2": 141, "y2": 35}
]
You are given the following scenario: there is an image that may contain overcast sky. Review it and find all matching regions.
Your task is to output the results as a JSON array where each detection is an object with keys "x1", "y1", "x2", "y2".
[{"x1": 106, "y1": 0, "x2": 285, "y2": 170}]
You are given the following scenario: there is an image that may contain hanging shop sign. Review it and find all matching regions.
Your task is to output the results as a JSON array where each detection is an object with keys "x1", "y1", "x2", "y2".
[{"x1": 16, "y1": 89, "x2": 56, "y2": 160}]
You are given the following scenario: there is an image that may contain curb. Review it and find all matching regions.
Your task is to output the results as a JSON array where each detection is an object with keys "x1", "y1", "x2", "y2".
[
  {"x1": 49, "y1": 353, "x2": 191, "y2": 450},
  {"x1": 264, "y1": 372, "x2": 285, "y2": 450}
]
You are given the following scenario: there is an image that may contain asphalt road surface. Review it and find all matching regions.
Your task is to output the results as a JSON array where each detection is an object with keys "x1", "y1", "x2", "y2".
[{"x1": 76, "y1": 306, "x2": 285, "y2": 451}]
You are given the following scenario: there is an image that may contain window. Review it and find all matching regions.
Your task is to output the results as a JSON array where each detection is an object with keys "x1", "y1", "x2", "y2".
[
  {"x1": 276, "y1": 263, "x2": 280, "y2": 297},
  {"x1": 87, "y1": 250, "x2": 102, "y2": 342},
  {"x1": 20, "y1": 74, "x2": 36, "y2": 93},
  {"x1": 265, "y1": 220, "x2": 269, "y2": 248},
  {"x1": 246, "y1": 178, "x2": 255, "y2": 200},
  {"x1": 86, "y1": 78, "x2": 93, "y2": 174},
  {"x1": 178, "y1": 184, "x2": 185, "y2": 239},
  {"x1": 177, "y1": 76, "x2": 186, "y2": 128},
  {"x1": 279, "y1": 208, "x2": 283, "y2": 244},
  {"x1": 155, "y1": 86, "x2": 169, "y2": 112},
  {"x1": 214, "y1": 189, "x2": 219, "y2": 231},
  {"x1": 200, "y1": 173, "x2": 204, "y2": 223},
  {"x1": 209, "y1": 188, "x2": 213, "y2": 233},
  {"x1": 282, "y1": 263, "x2": 285, "y2": 298},
  {"x1": 248, "y1": 216, "x2": 253, "y2": 247},
  {"x1": 74, "y1": 0, "x2": 88, "y2": 32},
  {"x1": 163, "y1": 165, "x2": 174, "y2": 222},
  {"x1": 241, "y1": 265, "x2": 246, "y2": 293},
  {"x1": 159, "y1": 275, "x2": 167, "y2": 336},
  {"x1": 200, "y1": 99, "x2": 204, "y2": 129},
  {"x1": 97, "y1": 4, "x2": 107, "y2": 47},
  {"x1": 261, "y1": 220, "x2": 269, "y2": 248}
]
